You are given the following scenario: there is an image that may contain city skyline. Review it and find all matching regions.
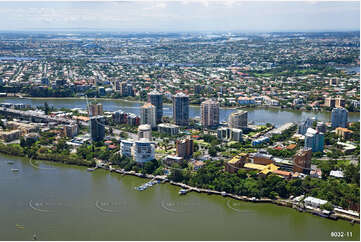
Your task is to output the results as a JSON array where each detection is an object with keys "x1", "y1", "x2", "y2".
[{"x1": 0, "y1": 1, "x2": 359, "y2": 32}]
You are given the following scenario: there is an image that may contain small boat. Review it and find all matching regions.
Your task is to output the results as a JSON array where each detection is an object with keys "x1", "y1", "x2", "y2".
[
  {"x1": 179, "y1": 189, "x2": 188, "y2": 195},
  {"x1": 87, "y1": 167, "x2": 96, "y2": 172},
  {"x1": 8, "y1": 161, "x2": 14, "y2": 165},
  {"x1": 135, "y1": 186, "x2": 145, "y2": 191},
  {"x1": 11, "y1": 168, "x2": 19, "y2": 172}
]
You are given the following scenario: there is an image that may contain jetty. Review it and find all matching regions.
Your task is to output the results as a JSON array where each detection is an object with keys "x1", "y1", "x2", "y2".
[
  {"x1": 100, "y1": 163, "x2": 359, "y2": 224},
  {"x1": 134, "y1": 178, "x2": 160, "y2": 191}
]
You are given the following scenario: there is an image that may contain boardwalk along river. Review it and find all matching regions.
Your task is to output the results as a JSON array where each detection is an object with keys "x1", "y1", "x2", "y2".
[
  {"x1": 0, "y1": 97, "x2": 359, "y2": 127},
  {"x1": 0, "y1": 154, "x2": 359, "y2": 240}
]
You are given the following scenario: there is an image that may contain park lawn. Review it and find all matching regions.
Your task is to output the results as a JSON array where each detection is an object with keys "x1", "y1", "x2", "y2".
[{"x1": 194, "y1": 140, "x2": 211, "y2": 148}]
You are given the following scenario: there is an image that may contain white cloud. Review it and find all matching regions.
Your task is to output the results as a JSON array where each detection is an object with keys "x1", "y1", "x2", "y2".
[{"x1": 0, "y1": 1, "x2": 358, "y2": 31}]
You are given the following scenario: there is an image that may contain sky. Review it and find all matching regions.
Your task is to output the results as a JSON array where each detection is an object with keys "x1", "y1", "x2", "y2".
[{"x1": 0, "y1": 1, "x2": 359, "y2": 32}]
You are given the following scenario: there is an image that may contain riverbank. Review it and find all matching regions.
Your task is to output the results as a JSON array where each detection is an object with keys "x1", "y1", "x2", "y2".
[
  {"x1": 101, "y1": 160, "x2": 360, "y2": 224},
  {"x1": 23, "y1": 95, "x2": 239, "y2": 109},
  {"x1": 11, "y1": 94, "x2": 361, "y2": 114},
  {"x1": 0, "y1": 142, "x2": 359, "y2": 225},
  {"x1": 1, "y1": 96, "x2": 360, "y2": 128}
]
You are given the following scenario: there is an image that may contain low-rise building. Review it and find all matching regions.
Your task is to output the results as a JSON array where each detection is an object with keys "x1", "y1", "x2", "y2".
[
  {"x1": 266, "y1": 122, "x2": 295, "y2": 137},
  {"x1": 225, "y1": 153, "x2": 249, "y2": 173},
  {"x1": 330, "y1": 170, "x2": 344, "y2": 178},
  {"x1": 157, "y1": 123, "x2": 179, "y2": 136},
  {"x1": 24, "y1": 133, "x2": 39, "y2": 143},
  {"x1": 0, "y1": 129, "x2": 21, "y2": 142},
  {"x1": 304, "y1": 196, "x2": 327, "y2": 209},
  {"x1": 251, "y1": 136, "x2": 270, "y2": 146},
  {"x1": 7, "y1": 121, "x2": 40, "y2": 135},
  {"x1": 273, "y1": 158, "x2": 293, "y2": 171},
  {"x1": 193, "y1": 160, "x2": 204, "y2": 171},
  {"x1": 253, "y1": 152, "x2": 274, "y2": 165},
  {"x1": 335, "y1": 127, "x2": 353, "y2": 140},
  {"x1": 164, "y1": 155, "x2": 183, "y2": 166},
  {"x1": 243, "y1": 162, "x2": 266, "y2": 171},
  {"x1": 336, "y1": 141, "x2": 357, "y2": 154},
  {"x1": 310, "y1": 165, "x2": 322, "y2": 179}
]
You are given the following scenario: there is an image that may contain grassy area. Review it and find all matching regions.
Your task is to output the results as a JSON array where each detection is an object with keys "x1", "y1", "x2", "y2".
[
  {"x1": 253, "y1": 73, "x2": 273, "y2": 77},
  {"x1": 155, "y1": 149, "x2": 167, "y2": 154},
  {"x1": 248, "y1": 131, "x2": 258, "y2": 137},
  {"x1": 227, "y1": 141, "x2": 238, "y2": 146},
  {"x1": 194, "y1": 140, "x2": 211, "y2": 148}
]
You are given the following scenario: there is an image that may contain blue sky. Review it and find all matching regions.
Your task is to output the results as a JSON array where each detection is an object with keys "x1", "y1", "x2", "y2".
[{"x1": 0, "y1": 1, "x2": 359, "y2": 32}]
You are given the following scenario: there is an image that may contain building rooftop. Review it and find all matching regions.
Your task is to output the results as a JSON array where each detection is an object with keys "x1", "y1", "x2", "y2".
[
  {"x1": 148, "y1": 90, "x2": 162, "y2": 95},
  {"x1": 142, "y1": 102, "x2": 155, "y2": 109},
  {"x1": 259, "y1": 163, "x2": 279, "y2": 175},
  {"x1": 202, "y1": 99, "x2": 219, "y2": 105},
  {"x1": 272, "y1": 169, "x2": 291, "y2": 177},
  {"x1": 330, "y1": 170, "x2": 344, "y2": 178},
  {"x1": 138, "y1": 124, "x2": 151, "y2": 130},
  {"x1": 231, "y1": 110, "x2": 248, "y2": 115},
  {"x1": 306, "y1": 127, "x2": 317, "y2": 135},
  {"x1": 158, "y1": 123, "x2": 179, "y2": 128},
  {"x1": 274, "y1": 158, "x2": 293, "y2": 165},
  {"x1": 174, "y1": 92, "x2": 188, "y2": 97},
  {"x1": 287, "y1": 144, "x2": 297, "y2": 150},
  {"x1": 304, "y1": 196, "x2": 327, "y2": 205},
  {"x1": 244, "y1": 163, "x2": 266, "y2": 171},
  {"x1": 165, "y1": 155, "x2": 183, "y2": 161},
  {"x1": 254, "y1": 152, "x2": 273, "y2": 159},
  {"x1": 228, "y1": 153, "x2": 248, "y2": 164},
  {"x1": 335, "y1": 127, "x2": 353, "y2": 133}
]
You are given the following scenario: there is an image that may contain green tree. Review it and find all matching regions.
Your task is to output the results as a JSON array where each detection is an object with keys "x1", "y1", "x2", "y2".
[
  {"x1": 208, "y1": 147, "x2": 217, "y2": 157},
  {"x1": 320, "y1": 202, "x2": 334, "y2": 211},
  {"x1": 44, "y1": 102, "x2": 49, "y2": 115}
]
